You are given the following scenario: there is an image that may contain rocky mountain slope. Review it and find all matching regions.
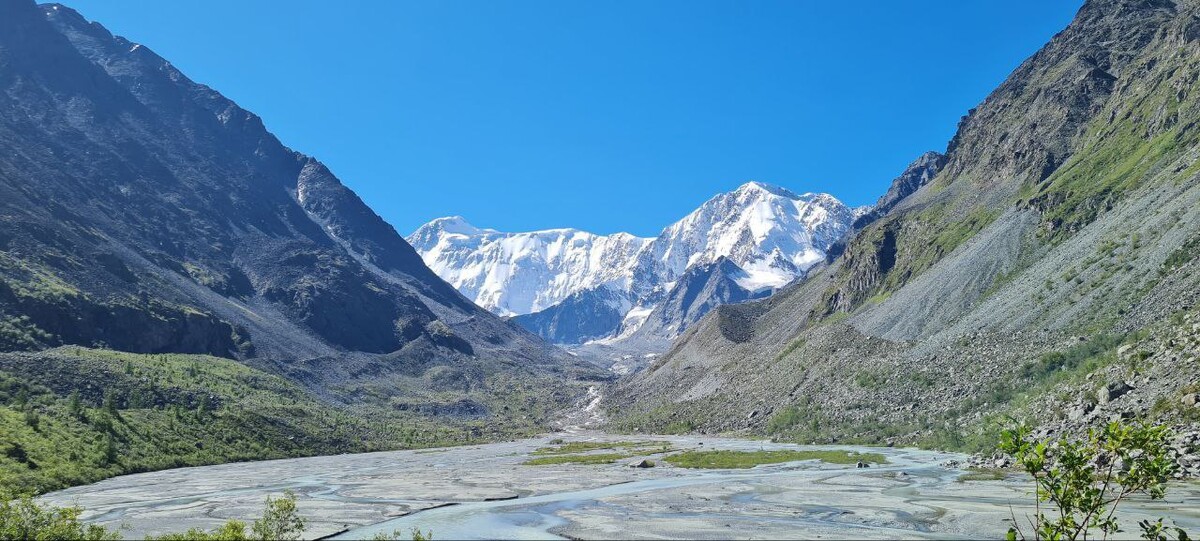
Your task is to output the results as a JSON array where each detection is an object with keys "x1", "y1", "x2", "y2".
[
  {"x1": 0, "y1": 0, "x2": 602, "y2": 487},
  {"x1": 607, "y1": 0, "x2": 1200, "y2": 453},
  {"x1": 410, "y1": 182, "x2": 859, "y2": 348}
]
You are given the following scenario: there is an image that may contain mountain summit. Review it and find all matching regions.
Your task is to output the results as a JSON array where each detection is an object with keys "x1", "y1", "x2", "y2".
[{"x1": 409, "y1": 182, "x2": 859, "y2": 350}]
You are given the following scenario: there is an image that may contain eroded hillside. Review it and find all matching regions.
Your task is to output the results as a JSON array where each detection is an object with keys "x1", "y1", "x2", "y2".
[{"x1": 607, "y1": 0, "x2": 1200, "y2": 451}]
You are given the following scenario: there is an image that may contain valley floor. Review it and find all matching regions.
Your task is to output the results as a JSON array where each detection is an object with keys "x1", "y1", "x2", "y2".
[{"x1": 39, "y1": 432, "x2": 1200, "y2": 540}]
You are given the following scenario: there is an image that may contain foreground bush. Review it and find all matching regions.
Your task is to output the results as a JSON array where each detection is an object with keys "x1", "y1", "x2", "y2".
[
  {"x1": 1001, "y1": 420, "x2": 1191, "y2": 541},
  {"x1": 0, "y1": 490, "x2": 436, "y2": 541},
  {"x1": 0, "y1": 495, "x2": 118, "y2": 540}
]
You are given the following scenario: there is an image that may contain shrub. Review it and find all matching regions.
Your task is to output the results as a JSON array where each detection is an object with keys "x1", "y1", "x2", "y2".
[
  {"x1": 372, "y1": 528, "x2": 434, "y2": 541},
  {"x1": 1000, "y1": 419, "x2": 1190, "y2": 541},
  {"x1": 0, "y1": 495, "x2": 118, "y2": 540},
  {"x1": 766, "y1": 406, "x2": 802, "y2": 434},
  {"x1": 145, "y1": 491, "x2": 305, "y2": 541},
  {"x1": 249, "y1": 490, "x2": 305, "y2": 541},
  {"x1": 1020, "y1": 335, "x2": 1122, "y2": 381},
  {"x1": 147, "y1": 521, "x2": 249, "y2": 540}
]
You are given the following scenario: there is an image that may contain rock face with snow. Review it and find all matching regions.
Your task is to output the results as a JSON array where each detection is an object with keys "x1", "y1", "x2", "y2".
[
  {"x1": 409, "y1": 182, "x2": 859, "y2": 346},
  {"x1": 407, "y1": 218, "x2": 649, "y2": 317}
]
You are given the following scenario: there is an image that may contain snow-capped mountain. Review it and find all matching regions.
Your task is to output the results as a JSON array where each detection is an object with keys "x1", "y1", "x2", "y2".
[
  {"x1": 408, "y1": 182, "x2": 860, "y2": 346},
  {"x1": 407, "y1": 217, "x2": 650, "y2": 316}
]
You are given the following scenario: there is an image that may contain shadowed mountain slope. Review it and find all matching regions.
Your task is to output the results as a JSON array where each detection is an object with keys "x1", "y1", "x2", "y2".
[{"x1": 0, "y1": 0, "x2": 602, "y2": 441}]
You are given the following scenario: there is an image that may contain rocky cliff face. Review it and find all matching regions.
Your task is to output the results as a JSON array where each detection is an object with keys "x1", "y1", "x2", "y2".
[
  {"x1": 850, "y1": 151, "x2": 946, "y2": 231},
  {"x1": 0, "y1": 2, "x2": 599, "y2": 415},
  {"x1": 607, "y1": 0, "x2": 1200, "y2": 450}
]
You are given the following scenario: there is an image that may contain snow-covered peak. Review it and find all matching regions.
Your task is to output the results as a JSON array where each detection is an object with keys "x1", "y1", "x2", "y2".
[
  {"x1": 851, "y1": 205, "x2": 875, "y2": 222},
  {"x1": 734, "y1": 180, "x2": 802, "y2": 199},
  {"x1": 407, "y1": 220, "x2": 651, "y2": 316},
  {"x1": 407, "y1": 182, "x2": 857, "y2": 342},
  {"x1": 650, "y1": 183, "x2": 854, "y2": 287},
  {"x1": 411, "y1": 215, "x2": 487, "y2": 238}
]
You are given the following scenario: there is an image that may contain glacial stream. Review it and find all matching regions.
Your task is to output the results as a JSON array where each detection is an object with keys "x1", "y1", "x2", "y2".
[{"x1": 41, "y1": 433, "x2": 1200, "y2": 540}]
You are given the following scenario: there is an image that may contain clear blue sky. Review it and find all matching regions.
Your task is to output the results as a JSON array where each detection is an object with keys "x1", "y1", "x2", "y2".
[{"x1": 65, "y1": 0, "x2": 1080, "y2": 237}]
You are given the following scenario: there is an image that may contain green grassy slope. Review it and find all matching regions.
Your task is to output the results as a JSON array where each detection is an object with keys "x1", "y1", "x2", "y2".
[{"x1": 0, "y1": 348, "x2": 497, "y2": 495}]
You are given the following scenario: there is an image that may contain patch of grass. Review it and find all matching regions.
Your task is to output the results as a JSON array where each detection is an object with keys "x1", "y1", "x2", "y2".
[
  {"x1": 822, "y1": 311, "x2": 851, "y2": 325},
  {"x1": 1163, "y1": 234, "x2": 1200, "y2": 272},
  {"x1": 774, "y1": 338, "x2": 806, "y2": 362},
  {"x1": 928, "y1": 208, "x2": 999, "y2": 259},
  {"x1": 0, "y1": 254, "x2": 82, "y2": 302},
  {"x1": 531, "y1": 440, "x2": 660, "y2": 455},
  {"x1": 0, "y1": 316, "x2": 52, "y2": 351},
  {"x1": 666, "y1": 449, "x2": 887, "y2": 469},
  {"x1": 766, "y1": 405, "x2": 803, "y2": 434},
  {"x1": 1030, "y1": 128, "x2": 1184, "y2": 238},
  {"x1": 854, "y1": 370, "x2": 888, "y2": 389},
  {"x1": 662, "y1": 420, "x2": 696, "y2": 434},
  {"x1": 414, "y1": 448, "x2": 449, "y2": 455},
  {"x1": 1019, "y1": 334, "x2": 1122, "y2": 381},
  {"x1": 522, "y1": 453, "x2": 633, "y2": 466},
  {"x1": 867, "y1": 290, "x2": 893, "y2": 305},
  {"x1": 957, "y1": 468, "x2": 1008, "y2": 482}
]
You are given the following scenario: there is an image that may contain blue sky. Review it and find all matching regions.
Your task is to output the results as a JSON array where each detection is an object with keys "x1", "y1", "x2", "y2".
[{"x1": 67, "y1": 0, "x2": 1081, "y2": 237}]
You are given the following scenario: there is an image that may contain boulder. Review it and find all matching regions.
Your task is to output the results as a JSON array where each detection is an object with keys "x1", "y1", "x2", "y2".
[
  {"x1": 1183, "y1": 393, "x2": 1199, "y2": 408},
  {"x1": 629, "y1": 459, "x2": 655, "y2": 469},
  {"x1": 1068, "y1": 401, "x2": 1095, "y2": 421},
  {"x1": 1097, "y1": 381, "x2": 1133, "y2": 404}
]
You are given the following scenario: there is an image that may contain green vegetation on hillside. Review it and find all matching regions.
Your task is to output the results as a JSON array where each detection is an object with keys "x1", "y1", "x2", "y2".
[
  {"x1": 665, "y1": 449, "x2": 886, "y2": 469},
  {"x1": 0, "y1": 348, "x2": 498, "y2": 496},
  {"x1": 813, "y1": 204, "x2": 999, "y2": 321},
  {"x1": 0, "y1": 494, "x2": 117, "y2": 540},
  {"x1": 1029, "y1": 128, "x2": 1186, "y2": 239},
  {"x1": 1163, "y1": 234, "x2": 1200, "y2": 272},
  {"x1": 1025, "y1": 52, "x2": 1200, "y2": 239}
]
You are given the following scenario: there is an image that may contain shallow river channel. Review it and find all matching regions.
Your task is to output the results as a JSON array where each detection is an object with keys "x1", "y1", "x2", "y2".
[{"x1": 41, "y1": 432, "x2": 1200, "y2": 540}]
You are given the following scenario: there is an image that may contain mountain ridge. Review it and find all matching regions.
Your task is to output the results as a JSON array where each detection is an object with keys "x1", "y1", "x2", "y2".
[
  {"x1": 1, "y1": 0, "x2": 602, "y2": 446},
  {"x1": 410, "y1": 181, "x2": 860, "y2": 349},
  {"x1": 605, "y1": 0, "x2": 1200, "y2": 450}
]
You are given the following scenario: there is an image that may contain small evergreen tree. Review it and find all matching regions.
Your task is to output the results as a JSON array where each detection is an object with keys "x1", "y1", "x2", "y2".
[
  {"x1": 67, "y1": 390, "x2": 83, "y2": 419},
  {"x1": 196, "y1": 394, "x2": 212, "y2": 419},
  {"x1": 101, "y1": 389, "x2": 119, "y2": 419},
  {"x1": 23, "y1": 408, "x2": 38, "y2": 431},
  {"x1": 99, "y1": 433, "x2": 118, "y2": 467}
]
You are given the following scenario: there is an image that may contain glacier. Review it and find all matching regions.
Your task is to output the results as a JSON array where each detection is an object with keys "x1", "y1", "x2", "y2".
[{"x1": 408, "y1": 181, "x2": 859, "y2": 345}]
